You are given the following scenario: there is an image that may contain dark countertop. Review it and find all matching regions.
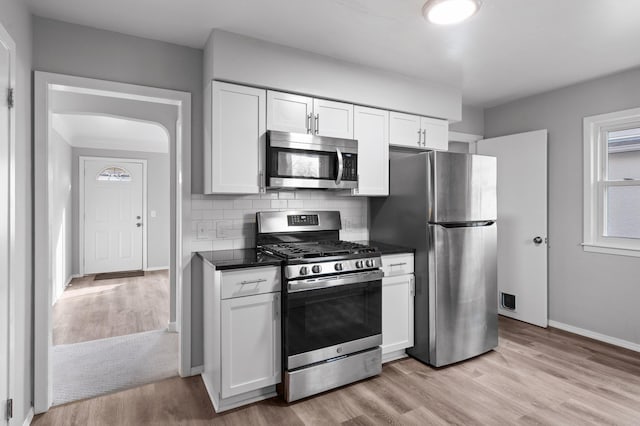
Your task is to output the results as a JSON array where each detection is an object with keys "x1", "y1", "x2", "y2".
[
  {"x1": 354, "y1": 240, "x2": 415, "y2": 255},
  {"x1": 197, "y1": 249, "x2": 282, "y2": 270}
]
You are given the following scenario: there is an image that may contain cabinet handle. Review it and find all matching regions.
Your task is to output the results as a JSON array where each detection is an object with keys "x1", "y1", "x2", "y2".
[
  {"x1": 259, "y1": 171, "x2": 264, "y2": 193},
  {"x1": 306, "y1": 113, "x2": 312, "y2": 133},
  {"x1": 240, "y1": 278, "x2": 267, "y2": 285},
  {"x1": 389, "y1": 262, "x2": 407, "y2": 267},
  {"x1": 315, "y1": 114, "x2": 320, "y2": 134},
  {"x1": 417, "y1": 129, "x2": 422, "y2": 145},
  {"x1": 422, "y1": 129, "x2": 427, "y2": 146}
]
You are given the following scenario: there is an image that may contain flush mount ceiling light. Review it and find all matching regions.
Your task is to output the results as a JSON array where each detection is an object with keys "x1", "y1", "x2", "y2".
[{"x1": 422, "y1": 0, "x2": 481, "y2": 25}]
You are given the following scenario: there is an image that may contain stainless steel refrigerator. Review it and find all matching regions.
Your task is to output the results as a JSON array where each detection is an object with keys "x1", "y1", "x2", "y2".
[{"x1": 370, "y1": 151, "x2": 498, "y2": 367}]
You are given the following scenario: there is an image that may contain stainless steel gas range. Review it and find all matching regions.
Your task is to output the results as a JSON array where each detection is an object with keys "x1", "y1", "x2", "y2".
[{"x1": 256, "y1": 210, "x2": 383, "y2": 402}]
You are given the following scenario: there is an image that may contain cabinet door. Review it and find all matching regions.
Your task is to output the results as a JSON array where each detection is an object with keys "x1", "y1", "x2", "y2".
[
  {"x1": 208, "y1": 81, "x2": 266, "y2": 194},
  {"x1": 381, "y1": 274, "x2": 414, "y2": 355},
  {"x1": 266, "y1": 91, "x2": 313, "y2": 134},
  {"x1": 389, "y1": 111, "x2": 423, "y2": 149},
  {"x1": 354, "y1": 106, "x2": 389, "y2": 196},
  {"x1": 421, "y1": 116, "x2": 449, "y2": 151},
  {"x1": 221, "y1": 292, "x2": 281, "y2": 398},
  {"x1": 313, "y1": 99, "x2": 354, "y2": 139}
]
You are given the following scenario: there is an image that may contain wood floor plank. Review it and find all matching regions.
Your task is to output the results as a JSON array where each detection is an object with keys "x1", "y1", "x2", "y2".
[{"x1": 34, "y1": 316, "x2": 640, "y2": 425}]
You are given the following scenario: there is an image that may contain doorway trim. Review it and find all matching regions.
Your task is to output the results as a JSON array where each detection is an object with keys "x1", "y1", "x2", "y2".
[
  {"x1": 0, "y1": 21, "x2": 16, "y2": 426},
  {"x1": 79, "y1": 156, "x2": 148, "y2": 275},
  {"x1": 34, "y1": 72, "x2": 192, "y2": 413}
]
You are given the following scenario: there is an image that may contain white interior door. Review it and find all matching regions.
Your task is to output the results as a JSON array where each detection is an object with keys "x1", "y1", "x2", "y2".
[
  {"x1": 0, "y1": 31, "x2": 10, "y2": 425},
  {"x1": 477, "y1": 130, "x2": 548, "y2": 327},
  {"x1": 83, "y1": 159, "x2": 144, "y2": 274}
]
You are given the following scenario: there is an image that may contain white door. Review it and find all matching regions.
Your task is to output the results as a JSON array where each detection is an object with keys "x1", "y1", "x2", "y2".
[
  {"x1": 221, "y1": 292, "x2": 281, "y2": 398},
  {"x1": 83, "y1": 159, "x2": 144, "y2": 274},
  {"x1": 354, "y1": 106, "x2": 389, "y2": 196},
  {"x1": 312, "y1": 99, "x2": 354, "y2": 139},
  {"x1": 266, "y1": 91, "x2": 313, "y2": 134},
  {"x1": 209, "y1": 81, "x2": 265, "y2": 194},
  {"x1": 0, "y1": 30, "x2": 10, "y2": 425},
  {"x1": 389, "y1": 112, "x2": 423, "y2": 149},
  {"x1": 477, "y1": 130, "x2": 548, "y2": 327}
]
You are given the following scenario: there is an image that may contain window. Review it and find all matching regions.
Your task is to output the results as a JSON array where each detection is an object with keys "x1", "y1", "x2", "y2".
[
  {"x1": 96, "y1": 166, "x2": 132, "y2": 182},
  {"x1": 583, "y1": 107, "x2": 640, "y2": 256}
]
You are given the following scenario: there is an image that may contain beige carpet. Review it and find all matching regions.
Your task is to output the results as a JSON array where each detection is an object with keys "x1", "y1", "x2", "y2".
[{"x1": 52, "y1": 330, "x2": 178, "y2": 406}]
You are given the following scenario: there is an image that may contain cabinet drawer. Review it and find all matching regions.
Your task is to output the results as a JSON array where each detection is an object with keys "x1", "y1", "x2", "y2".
[
  {"x1": 221, "y1": 266, "x2": 281, "y2": 299},
  {"x1": 381, "y1": 253, "x2": 414, "y2": 277}
]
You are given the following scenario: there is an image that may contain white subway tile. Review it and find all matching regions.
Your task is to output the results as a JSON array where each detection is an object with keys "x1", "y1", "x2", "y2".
[
  {"x1": 278, "y1": 192, "x2": 295, "y2": 199},
  {"x1": 287, "y1": 200, "x2": 304, "y2": 209},
  {"x1": 271, "y1": 200, "x2": 287, "y2": 209},
  {"x1": 212, "y1": 200, "x2": 233, "y2": 210},
  {"x1": 202, "y1": 210, "x2": 224, "y2": 220},
  {"x1": 252, "y1": 199, "x2": 271, "y2": 209},
  {"x1": 233, "y1": 199, "x2": 253, "y2": 209},
  {"x1": 192, "y1": 199, "x2": 213, "y2": 210},
  {"x1": 212, "y1": 240, "x2": 234, "y2": 251},
  {"x1": 261, "y1": 192, "x2": 279, "y2": 199},
  {"x1": 190, "y1": 240, "x2": 213, "y2": 252},
  {"x1": 223, "y1": 209, "x2": 244, "y2": 219}
]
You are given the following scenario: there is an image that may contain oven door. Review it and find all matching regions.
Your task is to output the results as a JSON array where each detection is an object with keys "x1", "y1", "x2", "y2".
[
  {"x1": 267, "y1": 131, "x2": 358, "y2": 190},
  {"x1": 284, "y1": 270, "x2": 382, "y2": 370}
]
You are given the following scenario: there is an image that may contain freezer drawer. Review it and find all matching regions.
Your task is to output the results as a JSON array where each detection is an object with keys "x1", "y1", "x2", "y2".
[
  {"x1": 428, "y1": 223, "x2": 498, "y2": 367},
  {"x1": 428, "y1": 151, "x2": 497, "y2": 223}
]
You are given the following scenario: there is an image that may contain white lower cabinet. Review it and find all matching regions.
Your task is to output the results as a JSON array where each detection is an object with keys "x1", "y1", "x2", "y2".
[
  {"x1": 381, "y1": 253, "x2": 415, "y2": 363},
  {"x1": 202, "y1": 262, "x2": 281, "y2": 412}
]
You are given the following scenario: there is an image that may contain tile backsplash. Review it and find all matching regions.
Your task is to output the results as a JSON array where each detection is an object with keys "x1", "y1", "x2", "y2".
[{"x1": 191, "y1": 190, "x2": 369, "y2": 252}]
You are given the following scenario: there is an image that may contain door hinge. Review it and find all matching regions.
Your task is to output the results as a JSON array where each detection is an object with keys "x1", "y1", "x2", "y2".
[
  {"x1": 7, "y1": 88, "x2": 14, "y2": 109},
  {"x1": 6, "y1": 398, "x2": 13, "y2": 420}
]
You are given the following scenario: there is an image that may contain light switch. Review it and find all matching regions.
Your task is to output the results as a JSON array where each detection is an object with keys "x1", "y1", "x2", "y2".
[{"x1": 197, "y1": 222, "x2": 208, "y2": 239}]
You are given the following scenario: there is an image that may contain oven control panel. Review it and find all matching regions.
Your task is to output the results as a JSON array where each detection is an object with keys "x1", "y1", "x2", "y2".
[
  {"x1": 288, "y1": 214, "x2": 319, "y2": 226},
  {"x1": 286, "y1": 256, "x2": 381, "y2": 280}
]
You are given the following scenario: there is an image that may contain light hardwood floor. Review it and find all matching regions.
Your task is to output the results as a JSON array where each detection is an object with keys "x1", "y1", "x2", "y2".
[
  {"x1": 53, "y1": 270, "x2": 170, "y2": 345},
  {"x1": 34, "y1": 316, "x2": 640, "y2": 425}
]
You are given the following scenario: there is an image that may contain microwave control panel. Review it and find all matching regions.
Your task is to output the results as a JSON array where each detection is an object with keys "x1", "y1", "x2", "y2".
[{"x1": 342, "y1": 153, "x2": 357, "y2": 181}]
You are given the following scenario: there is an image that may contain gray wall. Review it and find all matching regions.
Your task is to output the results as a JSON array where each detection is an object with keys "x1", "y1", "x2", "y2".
[
  {"x1": 450, "y1": 104, "x2": 485, "y2": 135},
  {"x1": 33, "y1": 16, "x2": 204, "y2": 192},
  {"x1": 485, "y1": 67, "x2": 640, "y2": 345},
  {"x1": 0, "y1": 1, "x2": 32, "y2": 423},
  {"x1": 71, "y1": 148, "x2": 170, "y2": 272},
  {"x1": 50, "y1": 131, "x2": 73, "y2": 304}
]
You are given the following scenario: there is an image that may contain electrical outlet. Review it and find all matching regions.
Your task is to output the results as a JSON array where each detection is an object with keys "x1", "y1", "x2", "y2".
[{"x1": 196, "y1": 222, "x2": 208, "y2": 239}]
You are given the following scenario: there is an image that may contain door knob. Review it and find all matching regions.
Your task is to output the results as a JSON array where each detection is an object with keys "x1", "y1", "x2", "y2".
[
  {"x1": 533, "y1": 236, "x2": 543, "y2": 245},
  {"x1": 136, "y1": 223, "x2": 142, "y2": 228},
  {"x1": 136, "y1": 215, "x2": 141, "y2": 220}
]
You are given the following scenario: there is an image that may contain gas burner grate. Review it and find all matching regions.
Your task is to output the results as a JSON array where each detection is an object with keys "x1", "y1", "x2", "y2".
[{"x1": 261, "y1": 240, "x2": 379, "y2": 259}]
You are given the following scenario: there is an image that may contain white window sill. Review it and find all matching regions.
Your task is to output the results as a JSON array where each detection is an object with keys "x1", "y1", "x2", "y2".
[{"x1": 582, "y1": 243, "x2": 640, "y2": 258}]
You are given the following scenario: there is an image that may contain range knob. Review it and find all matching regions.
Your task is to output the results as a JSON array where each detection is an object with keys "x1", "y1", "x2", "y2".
[
  {"x1": 334, "y1": 263, "x2": 343, "y2": 271},
  {"x1": 355, "y1": 260, "x2": 364, "y2": 269},
  {"x1": 365, "y1": 259, "x2": 374, "y2": 268},
  {"x1": 312, "y1": 265, "x2": 322, "y2": 273},
  {"x1": 299, "y1": 266, "x2": 309, "y2": 276}
]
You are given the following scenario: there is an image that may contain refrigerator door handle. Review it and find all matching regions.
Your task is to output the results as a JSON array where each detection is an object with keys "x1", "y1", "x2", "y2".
[{"x1": 438, "y1": 220, "x2": 495, "y2": 228}]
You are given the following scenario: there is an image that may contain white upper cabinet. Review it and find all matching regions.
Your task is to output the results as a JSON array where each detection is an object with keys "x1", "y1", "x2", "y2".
[
  {"x1": 312, "y1": 99, "x2": 354, "y2": 139},
  {"x1": 421, "y1": 116, "x2": 449, "y2": 151},
  {"x1": 206, "y1": 81, "x2": 266, "y2": 194},
  {"x1": 390, "y1": 111, "x2": 449, "y2": 151},
  {"x1": 266, "y1": 91, "x2": 313, "y2": 134},
  {"x1": 389, "y1": 112, "x2": 422, "y2": 149},
  {"x1": 266, "y1": 92, "x2": 354, "y2": 139},
  {"x1": 353, "y1": 106, "x2": 389, "y2": 196}
]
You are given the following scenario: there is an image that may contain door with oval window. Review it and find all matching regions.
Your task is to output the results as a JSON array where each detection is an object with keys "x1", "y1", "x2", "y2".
[{"x1": 83, "y1": 159, "x2": 144, "y2": 274}]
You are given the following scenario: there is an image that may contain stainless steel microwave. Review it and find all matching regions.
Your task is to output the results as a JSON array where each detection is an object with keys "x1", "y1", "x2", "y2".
[{"x1": 266, "y1": 130, "x2": 358, "y2": 190}]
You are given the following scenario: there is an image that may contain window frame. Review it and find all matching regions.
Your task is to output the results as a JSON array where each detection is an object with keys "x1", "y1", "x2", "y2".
[{"x1": 583, "y1": 106, "x2": 640, "y2": 257}]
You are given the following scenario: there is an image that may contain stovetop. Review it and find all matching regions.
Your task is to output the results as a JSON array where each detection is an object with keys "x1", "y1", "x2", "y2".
[{"x1": 261, "y1": 240, "x2": 379, "y2": 260}]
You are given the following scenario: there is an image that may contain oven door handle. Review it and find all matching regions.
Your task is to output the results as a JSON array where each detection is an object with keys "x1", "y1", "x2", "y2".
[
  {"x1": 288, "y1": 270, "x2": 383, "y2": 293},
  {"x1": 335, "y1": 147, "x2": 344, "y2": 185}
]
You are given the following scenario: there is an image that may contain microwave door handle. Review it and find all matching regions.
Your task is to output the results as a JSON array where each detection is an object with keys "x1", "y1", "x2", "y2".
[{"x1": 335, "y1": 147, "x2": 344, "y2": 185}]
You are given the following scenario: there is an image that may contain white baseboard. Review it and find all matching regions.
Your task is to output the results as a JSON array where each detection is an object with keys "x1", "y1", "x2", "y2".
[
  {"x1": 190, "y1": 365, "x2": 204, "y2": 375},
  {"x1": 167, "y1": 322, "x2": 177, "y2": 333},
  {"x1": 144, "y1": 266, "x2": 169, "y2": 272},
  {"x1": 548, "y1": 320, "x2": 640, "y2": 353},
  {"x1": 22, "y1": 407, "x2": 34, "y2": 426}
]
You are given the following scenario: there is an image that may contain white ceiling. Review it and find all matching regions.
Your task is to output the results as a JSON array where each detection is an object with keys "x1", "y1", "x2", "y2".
[
  {"x1": 52, "y1": 113, "x2": 169, "y2": 153},
  {"x1": 26, "y1": 0, "x2": 640, "y2": 107}
]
